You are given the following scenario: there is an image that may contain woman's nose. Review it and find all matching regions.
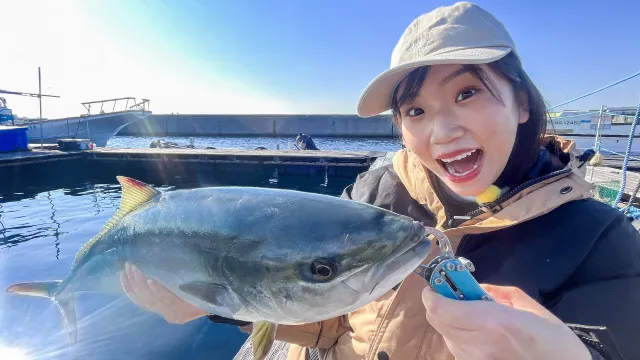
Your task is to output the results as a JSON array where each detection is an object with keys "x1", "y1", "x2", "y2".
[{"x1": 430, "y1": 112, "x2": 464, "y2": 145}]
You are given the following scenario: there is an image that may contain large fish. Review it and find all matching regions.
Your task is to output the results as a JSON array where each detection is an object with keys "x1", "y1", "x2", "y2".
[{"x1": 6, "y1": 176, "x2": 432, "y2": 360}]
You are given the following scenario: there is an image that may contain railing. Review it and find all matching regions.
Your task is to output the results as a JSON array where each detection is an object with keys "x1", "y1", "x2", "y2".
[
  {"x1": 81, "y1": 97, "x2": 151, "y2": 116},
  {"x1": 551, "y1": 68, "x2": 640, "y2": 216}
]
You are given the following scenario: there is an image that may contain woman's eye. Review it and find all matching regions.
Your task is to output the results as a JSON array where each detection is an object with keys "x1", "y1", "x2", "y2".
[
  {"x1": 456, "y1": 88, "x2": 478, "y2": 102},
  {"x1": 406, "y1": 108, "x2": 424, "y2": 117}
]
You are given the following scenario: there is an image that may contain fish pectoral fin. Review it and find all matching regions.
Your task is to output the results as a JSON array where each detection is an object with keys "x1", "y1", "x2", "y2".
[
  {"x1": 74, "y1": 176, "x2": 161, "y2": 264},
  {"x1": 178, "y1": 281, "x2": 230, "y2": 307},
  {"x1": 251, "y1": 321, "x2": 277, "y2": 360}
]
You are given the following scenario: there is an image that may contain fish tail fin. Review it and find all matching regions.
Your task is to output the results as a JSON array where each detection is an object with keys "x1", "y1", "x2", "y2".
[
  {"x1": 55, "y1": 293, "x2": 77, "y2": 344},
  {"x1": 251, "y1": 321, "x2": 277, "y2": 360},
  {"x1": 6, "y1": 281, "x2": 77, "y2": 344}
]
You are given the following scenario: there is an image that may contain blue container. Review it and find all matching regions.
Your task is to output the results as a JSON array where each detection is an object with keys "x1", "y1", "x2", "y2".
[
  {"x1": 0, "y1": 126, "x2": 29, "y2": 153},
  {"x1": 0, "y1": 113, "x2": 14, "y2": 124}
]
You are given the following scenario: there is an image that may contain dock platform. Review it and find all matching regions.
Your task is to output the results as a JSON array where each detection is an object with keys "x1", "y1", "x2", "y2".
[
  {"x1": 600, "y1": 155, "x2": 640, "y2": 170},
  {"x1": 3, "y1": 148, "x2": 640, "y2": 199},
  {"x1": 0, "y1": 147, "x2": 381, "y2": 166},
  {"x1": 0, "y1": 146, "x2": 83, "y2": 167},
  {"x1": 0, "y1": 147, "x2": 386, "y2": 192},
  {"x1": 88, "y1": 147, "x2": 382, "y2": 167},
  {"x1": 0, "y1": 147, "x2": 381, "y2": 168}
]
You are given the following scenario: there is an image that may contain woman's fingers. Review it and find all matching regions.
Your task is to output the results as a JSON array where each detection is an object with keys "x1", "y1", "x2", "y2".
[
  {"x1": 239, "y1": 324, "x2": 253, "y2": 334},
  {"x1": 480, "y1": 284, "x2": 564, "y2": 325},
  {"x1": 121, "y1": 262, "x2": 172, "y2": 314},
  {"x1": 146, "y1": 278, "x2": 199, "y2": 324},
  {"x1": 120, "y1": 262, "x2": 207, "y2": 324},
  {"x1": 120, "y1": 263, "x2": 151, "y2": 311}
]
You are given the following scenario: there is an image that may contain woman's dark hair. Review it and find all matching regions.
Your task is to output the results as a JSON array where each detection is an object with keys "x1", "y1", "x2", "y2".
[{"x1": 390, "y1": 52, "x2": 549, "y2": 188}]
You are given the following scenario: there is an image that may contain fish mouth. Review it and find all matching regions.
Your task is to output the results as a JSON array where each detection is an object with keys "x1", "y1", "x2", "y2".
[{"x1": 341, "y1": 221, "x2": 431, "y2": 294}]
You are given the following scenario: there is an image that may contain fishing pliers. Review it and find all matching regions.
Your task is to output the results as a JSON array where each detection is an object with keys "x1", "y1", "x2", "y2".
[{"x1": 414, "y1": 227, "x2": 493, "y2": 302}]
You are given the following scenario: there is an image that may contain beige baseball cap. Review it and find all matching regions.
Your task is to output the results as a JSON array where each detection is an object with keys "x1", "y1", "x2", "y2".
[{"x1": 357, "y1": 1, "x2": 519, "y2": 117}]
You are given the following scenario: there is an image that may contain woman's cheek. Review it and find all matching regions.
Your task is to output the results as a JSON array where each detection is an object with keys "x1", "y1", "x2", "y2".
[
  {"x1": 402, "y1": 135, "x2": 440, "y2": 173},
  {"x1": 401, "y1": 123, "x2": 427, "y2": 153}
]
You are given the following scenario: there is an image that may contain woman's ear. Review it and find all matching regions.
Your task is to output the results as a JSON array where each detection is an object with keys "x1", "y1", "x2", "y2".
[
  {"x1": 518, "y1": 91, "x2": 530, "y2": 124},
  {"x1": 393, "y1": 115, "x2": 405, "y2": 146}
]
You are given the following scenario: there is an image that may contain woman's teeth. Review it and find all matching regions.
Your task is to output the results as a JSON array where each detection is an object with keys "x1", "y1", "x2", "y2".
[
  {"x1": 439, "y1": 149, "x2": 482, "y2": 177},
  {"x1": 440, "y1": 149, "x2": 477, "y2": 163}
]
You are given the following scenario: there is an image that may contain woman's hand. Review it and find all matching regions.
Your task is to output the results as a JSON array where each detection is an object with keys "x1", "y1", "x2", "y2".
[
  {"x1": 421, "y1": 284, "x2": 592, "y2": 360},
  {"x1": 120, "y1": 262, "x2": 208, "y2": 324}
]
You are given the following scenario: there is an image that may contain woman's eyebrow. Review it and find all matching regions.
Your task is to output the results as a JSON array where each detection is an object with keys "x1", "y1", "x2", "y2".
[{"x1": 439, "y1": 68, "x2": 473, "y2": 87}]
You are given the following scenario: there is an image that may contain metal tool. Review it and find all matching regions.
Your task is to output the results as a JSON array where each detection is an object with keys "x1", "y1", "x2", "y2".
[{"x1": 414, "y1": 227, "x2": 493, "y2": 302}]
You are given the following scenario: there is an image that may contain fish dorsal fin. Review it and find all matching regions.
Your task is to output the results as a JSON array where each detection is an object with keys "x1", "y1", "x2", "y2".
[{"x1": 74, "y1": 176, "x2": 161, "y2": 263}]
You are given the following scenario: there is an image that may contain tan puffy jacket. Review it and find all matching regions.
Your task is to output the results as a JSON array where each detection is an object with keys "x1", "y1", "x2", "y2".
[{"x1": 275, "y1": 136, "x2": 594, "y2": 360}]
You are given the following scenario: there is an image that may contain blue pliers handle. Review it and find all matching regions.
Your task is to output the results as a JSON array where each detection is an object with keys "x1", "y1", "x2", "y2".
[{"x1": 415, "y1": 227, "x2": 493, "y2": 302}]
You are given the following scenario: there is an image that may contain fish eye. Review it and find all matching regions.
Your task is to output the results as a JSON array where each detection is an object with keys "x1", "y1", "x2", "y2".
[{"x1": 311, "y1": 259, "x2": 337, "y2": 281}]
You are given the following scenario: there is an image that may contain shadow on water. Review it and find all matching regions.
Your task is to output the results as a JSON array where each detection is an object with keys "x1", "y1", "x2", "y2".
[{"x1": 0, "y1": 157, "x2": 358, "y2": 359}]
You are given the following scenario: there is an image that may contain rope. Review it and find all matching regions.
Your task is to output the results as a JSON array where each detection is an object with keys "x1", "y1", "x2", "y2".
[
  {"x1": 548, "y1": 70, "x2": 640, "y2": 110},
  {"x1": 622, "y1": 179, "x2": 640, "y2": 214},
  {"x1": 623, "y1": 206, "x2": 640, "y2": 220},
  {"x1": 612, "y1": 100, "x2": 640, "y2": 208}
]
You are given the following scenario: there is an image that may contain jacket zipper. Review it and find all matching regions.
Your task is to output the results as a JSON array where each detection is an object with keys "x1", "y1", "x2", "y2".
[{"x1": 447, "y1": 168, "x2": 572, "y2": 228}]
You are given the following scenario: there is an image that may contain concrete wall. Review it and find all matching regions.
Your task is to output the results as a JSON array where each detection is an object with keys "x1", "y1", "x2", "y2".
[{"x1": 118, "y1": 114, "x2": 399, "y2": 137}]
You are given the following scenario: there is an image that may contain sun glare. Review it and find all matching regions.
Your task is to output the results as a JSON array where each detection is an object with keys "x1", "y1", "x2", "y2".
[{"x1": 0, "y1": 346, "x2": 30, "y2": 360}]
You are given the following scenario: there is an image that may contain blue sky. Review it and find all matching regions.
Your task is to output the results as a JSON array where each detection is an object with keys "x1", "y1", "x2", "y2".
[{"x1": 2, "y1": 0, "x2": 640, "y2": 118}]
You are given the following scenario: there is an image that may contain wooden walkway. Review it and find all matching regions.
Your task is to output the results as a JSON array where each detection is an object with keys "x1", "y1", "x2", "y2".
[
  {"x1": 233, "y1": 338, "x2": 321, "y2": 360},
  {"x1": 601, "y1": 155, "x2": 640, "y2": 170},
  {"x1": 586, "y1": 165, "x2": 640, "y2": 200},
  {"x1": 233, "y1": 339, "x2": 295, "y2": 360}
]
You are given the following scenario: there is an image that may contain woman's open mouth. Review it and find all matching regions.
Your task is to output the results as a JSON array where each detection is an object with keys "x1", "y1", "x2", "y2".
[{"x1": 436, "y1": 148, "x2": 484, "y2": 183}]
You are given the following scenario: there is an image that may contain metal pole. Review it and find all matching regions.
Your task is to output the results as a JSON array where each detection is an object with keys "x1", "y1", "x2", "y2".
[
  {"x1": 39, "y1": 67, "x2": 43, "y2": 149},
  {"x1": 590, "y1": 105, "x2": 605, "y2": 183},
  {"x1": 594, "y1": 105, "x2": 604, "y2": 149}
]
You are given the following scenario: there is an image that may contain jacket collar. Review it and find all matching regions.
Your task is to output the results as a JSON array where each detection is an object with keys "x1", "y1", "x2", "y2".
[{"x1": 392, "y1": 135, "x2": 594, "y2": 233}]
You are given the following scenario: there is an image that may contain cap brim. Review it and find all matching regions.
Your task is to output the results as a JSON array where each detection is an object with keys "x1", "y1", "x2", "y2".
[{"x1": 356, "y1": 47, "x2": 512, "y2": 117}]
